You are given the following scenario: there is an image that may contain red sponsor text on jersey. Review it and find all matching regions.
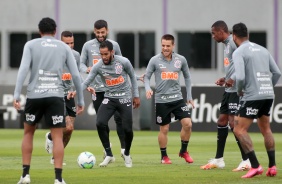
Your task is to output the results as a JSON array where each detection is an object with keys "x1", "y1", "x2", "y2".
[
  {"x1": 62, "y1": 73, "x2": 72, "y2": 80},
  {"x1": 105, "y1": 76, "x2": 125, "y2": 86},
  {"x1": 224, "y1": 57, "x2": 230, "y2": 66},
  {"x1": 161, "y1": 72, "x2": 178, "y2": 80}
]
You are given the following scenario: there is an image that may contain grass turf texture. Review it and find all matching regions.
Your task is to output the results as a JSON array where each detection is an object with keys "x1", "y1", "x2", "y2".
[{"x1": 0, "y1": 129, "x2": 281, "y2": 184}]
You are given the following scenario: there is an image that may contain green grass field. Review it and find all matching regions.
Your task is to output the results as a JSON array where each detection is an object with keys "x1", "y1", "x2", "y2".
[{"x1": 0, "y1": 129, "x2": 281, "y2": 184}]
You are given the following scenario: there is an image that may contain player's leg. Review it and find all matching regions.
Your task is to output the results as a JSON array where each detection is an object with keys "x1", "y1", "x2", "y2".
[
  {"x1": 113, "y1": 111, "x2": 125, "y2": 155},
  {"x1": 96, "y1": 98, "x2": 116, "y2": 167},
  {"x1": 63, "y1": 97, "x2": 76, "y2": 148}
]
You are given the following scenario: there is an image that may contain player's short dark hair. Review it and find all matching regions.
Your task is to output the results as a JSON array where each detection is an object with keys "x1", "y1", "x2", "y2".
[
  {"x1": 161, "y1": 34, "x2": 174, "y2": 44},
  {"x1": 61, "y1": 31, "x2": 73, "y2": 38},
  {"x1": 100, "y1": 40, "x2": 113, "y2": 51},
  {"x1": 94, "y1": 20, "x2": 108, "y2": 29},
  {"x1": 232, "y1": 23, "x2": 248, "y2": 38},
  {"x1": 212, "y1": 20, "x2": 229, "y2": 33},
  {"x1": 38, "y1": 17, "x2": 56, "y2": 34}
]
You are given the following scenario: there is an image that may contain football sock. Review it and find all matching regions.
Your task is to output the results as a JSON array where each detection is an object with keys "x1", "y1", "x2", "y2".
[
  {"x1": 215, "y1": 125, "x2": 228, "y2": 158},
  {"x1": 246, "y1": 151, "x2": 259, "y2": 168},
  {"x1": 180, "y1": 140, "x2": 189, "y2": 153},
  {"x1": 105, "y1": 147, "x2": 113, "y2": 157},
  {"x1": 267, "y1": 150, "x2": 276, "y2": 167},
  {"x1": 160, "y1": 147, "x2": 167, "y2": 158},
  {"x1": 231, "y1": 128, "x2": 248, "y2": 160},
  {"x1": 48, "y1": 132, "x2": 52, "y2": 141},
  {"x1": 55, "y1": 168, "x2": 62, "y2": 182},
  {"x1": 22, "y1": 165, "x2": 30, "y2": 177}
]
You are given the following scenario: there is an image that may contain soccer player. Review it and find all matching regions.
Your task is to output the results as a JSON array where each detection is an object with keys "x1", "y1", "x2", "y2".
[
  {"x1": 144, "y1": 34, "x2": 194, "y2": 164},
  {"x1": 14, "y1": 17, "x2": 84, "y2": 184},
  {"x1": 80, "y1": 20, "x2": 126, "y2": 156},
  {"x1": 45, "y1": 31, "x2": 82, "y2": 166},
  {"x1": 232, "y1": 22, "x2": 281, "y2": 178},
  {"x1": 200, "y1": 21, "x2": 251, "y2": 171},
  {"x1": 82, "y1": 40, "x2": 140, "y2": 168}
]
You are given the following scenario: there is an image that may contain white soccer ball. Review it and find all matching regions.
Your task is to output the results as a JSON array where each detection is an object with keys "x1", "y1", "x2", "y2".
[{"x1": 77, "y1": 151, "x2": 96, "y2": 169}]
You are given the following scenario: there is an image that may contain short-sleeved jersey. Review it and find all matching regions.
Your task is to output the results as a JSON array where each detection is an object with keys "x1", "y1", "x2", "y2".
[
  {"x1": 80, "y1": 38, "x2": 122, "y2": 92},
  {"x1": 13, "y1": 36, "x2": 84, "y2": 106},
  {"x1": 62, "y1": 49, "x2": 81, "y2": 96},
  {"x1": 223, "y1": 34, "x2": 237, "y2": 93},
  {"x1": 144, "y1": 53, "x2": 192, "y2": 103},
  {"x1": 233, "y1": 41, "x2": 281, "y2": 101},
  {"x1": 82, "y1": 55, "x2": 139, "y2": 99}
]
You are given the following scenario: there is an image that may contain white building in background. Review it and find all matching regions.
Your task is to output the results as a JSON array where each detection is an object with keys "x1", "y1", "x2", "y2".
[{"x1": 0, "y1": 0, "x2": 281, "y2": 86}]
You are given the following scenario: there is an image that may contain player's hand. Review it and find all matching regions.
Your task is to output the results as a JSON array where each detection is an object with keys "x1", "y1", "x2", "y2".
[
  {"x1": 238, "y1": 91, "x2": 244, "y2": 96},
  {"x1": 215, "y1": 77, "x2": 225, "y2": 86},
  {"x1": 76, "y1": 105, "x2": 84, "y2": 115},
  {"x1": 187, "y1": 100, "x2": 195, "y2": 109},
  {"x1": 87, "y1": 87, "x2": 95, "y2": 95},
  {"x1": 146, "y1": 90, "x2": 153, "y2": 99},
  {"x1": 225, "y1": 78, "x2": 234, "y2": 87},
  {"x1": 13, "y1": 100, "x2": 21, "y2": 110},
  {"x1": 86, "y1": 67, "x2": 92, "y2": 74},
  {"x1": 67, "y1": 91, "x2": 76, "y2": 100},
  {"x1": 133, "y1": 97, "x2": 140, "y2": 109},
  {"x1": 138, "y1": 74, "x2": 145, "y2": 83}
]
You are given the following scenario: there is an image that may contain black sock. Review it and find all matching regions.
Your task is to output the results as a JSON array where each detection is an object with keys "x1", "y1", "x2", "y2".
[
  {"x1": 160, "y1": 147, "x2": 167, "y2": 159},
  {"x1": 105, "y1": 147, "x2": 113, "y2": 157},
  {"x1": 215, "y1": 126, "x2": 228, "y2": 158},
  {"x1": 267, "y1": 150, "x2": 276, "y2": 167},
  {"x1": 180, "y1": 140, "x2": 189, "y2": 153},
  {"x1": 22, "y1": 165, "x2": 30, "y2": 177},
  {"x1": 48, "y1": 132, "x2": 52, "y2": 141},
  {"x1": 231, "y1": 128, "x2": 248, "y2": 160},
  {"x1": 55, "y1": 168, "x2": 62, "y2": 182},
  {"x1": 246, "y1": 151, "x2": 259, "y2": 168}
]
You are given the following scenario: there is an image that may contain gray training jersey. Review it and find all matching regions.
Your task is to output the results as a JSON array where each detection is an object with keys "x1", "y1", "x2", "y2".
[
  {"x1": 223, "y1": 34, "x2": 237, "y2": 93},
  {"x1": 82, "y1": 55, "x2": 139, "y2": 99},
  {"x1": 80, "y1": 38, "x2": 122, "y2": 92},
  {"x1": 62, "y1": 49, "x2": 81, "y2": 96},
  {"x1": 144, "y1": 53, "x2": 192, "y2": 103},
  {"x1": 233, "y1": 41, "x2": 281, "y2": 101},
  {"x1": 14, "y1": 36, "x2": 84, "y2": 106}
]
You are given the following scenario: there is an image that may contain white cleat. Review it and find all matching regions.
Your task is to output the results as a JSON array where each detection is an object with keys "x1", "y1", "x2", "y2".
[
  {"x1": 121, "y1": 148, "x2": 125, "y2": 159},
  {"x1": 232, "y1": 159, "x2": 251, "y2": 172},
  {"x1": 50, "y1": 157, "x2": 66, "y2": 166},
  {"x1": 45, "y1": 132, "x2": 53, "y2": 154},
  {"x1": 122, "y1": 153, "x2": 132, "y2": 168},
  {"x1": 54, "y1": 179, "x2": 66, "y2": 184},
  {"x1": 200, "y1": 157, "x2": 225, "y2": 170},
  {"x1": 17, "y1": 174, "x2": 30, "y2": 184},
  {"x1": 99, "y1": 156, "x2": 115, "y2": 167}
]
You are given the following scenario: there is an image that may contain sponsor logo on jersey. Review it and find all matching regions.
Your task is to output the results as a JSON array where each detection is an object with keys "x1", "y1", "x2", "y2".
[
  {"x1": 174, "y1": 60, "x2": 181, "y2": 69},
  {"x1": 52, "y1": 115, "x2": 64, "y2": 125},
  {"x1": 25, "y1": 114, "x2": 35, "y2": 122},
  {"x1": 157, "y1": 116, "x2": 162, "y2": 123},
  {"x1": 161, "y1": 72, "x2": 178, "y2": 80},
  {"x1": 225, "y1": 44, "x2": 230, "y2": 54},
  {"x1": 105, "y1": 76, "x2": 124, "y2": 86},
  {"x1": 115, "y1": 63, "x2": 123, "y2": 74},
  {"x1": 246, "y1": 107, "x2": 258, "y2": 115},
  {"x1": 159, "y1": 64, "x2": 166, "y2": 68},
  {"x1": 61, "y1": 73, "x2": 72, "y2": 81},
  {"x1": 161, "y1": 94, "x2": 178, "y2": 100},
  {"x1": 93, "y1": 59, "x2": 99, "y2": 65},
  {"x1": 108, "y1": 92, "x2": 125, "y2": 97},
  {"x1": 224, "y1": 57, "x2": 230, "y2": 66},
  {"x1": 41, "y1": 41, "x2": 57, "y2": 48},
  {"x1": 102, "y1": 98, "x2": 109, "y2": 104}
]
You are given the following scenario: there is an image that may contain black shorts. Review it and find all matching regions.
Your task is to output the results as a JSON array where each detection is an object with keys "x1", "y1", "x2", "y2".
[
  {"x1": 238, "y1": 99, "x2": 273, "y2": 119},
  {"x1": 24, "y1": 97, "x2": 66, "y2": 128},
  {"x1": 156, "y1": 99, "x2": 191, "y2": 126},
  {"x1": 64, "y1": 96, "x2": 76, "y2": 117},
  {"x1": 219, "y1": 92, "x2": 239, "y2": 115}
]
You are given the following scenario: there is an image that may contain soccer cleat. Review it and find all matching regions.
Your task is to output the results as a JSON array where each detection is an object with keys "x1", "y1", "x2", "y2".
[
  {"x1": 50, "y1": 157, "x2": 66, "y2": 166},
  {"x1": 17, "y1": 174, "x2": 30, "y2": 184},
  {"x1": 161, "y1": 156, "x2": 172, "y2": 164},
  {"x1": 120, "y1": 148, "x2": 125, "y2": 159},
  {"x1": 45, "y1": 132, "x2": 53, "y2": 154},
  {"x1": 266, "y1": 166, "x2": 277, "y2": 177},
  {"x1": 200, "y1": 158, "x2": 225, "y2": 170},
  {"x1": 122, "y1": 153, "x2": 132, "y2": 168},
  {"x1": 232, "y1": 159, "x2": 251, "y2": 172},
  {"x1": 241, "y1": 165, "x2": 263, "y2": 178},
  {"x1": 54, "y1": 179, "x2": 66, "y2": 184},
  {"x1": 99, "y1": 156, "x2": 115, "y2": 167},
  {"x1": 179, "y1": 151, "x2": 194, "y2": 163}
]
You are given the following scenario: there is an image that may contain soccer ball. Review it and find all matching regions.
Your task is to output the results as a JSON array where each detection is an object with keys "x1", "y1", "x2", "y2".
[{"x1": 77, "y1": 151, "x2": 96, "y2": 169}]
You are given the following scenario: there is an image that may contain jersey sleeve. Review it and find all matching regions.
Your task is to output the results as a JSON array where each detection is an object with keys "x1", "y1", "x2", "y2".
[
  {"x1": 269, "y1": 54, "x2": 281, "y2": 86},
  {"x1": 233, "y1": 51, "x2": 245, "y2": 93},
  {"x1": 82, "y1": 61, "x2": 100, "y2": 90},
  {"x1": 124, "y1": 59, "x2": 139, "y2": 97},
  {"x1": 144, "y1": 58, "x2": 155, "y2": 92},
  {"x1": 80, "y1": 43, "x2": 88, "y2": 73},
  {"x1": 181, "y1": 57, "x2": 193, "y2": 100}
]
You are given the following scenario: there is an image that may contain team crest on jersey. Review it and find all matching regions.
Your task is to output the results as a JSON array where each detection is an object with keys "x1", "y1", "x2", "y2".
[
  {"x1": 115, "y1": 63, "x2": 123, "y2": 74},
  {"x1": 157, "y1": 116, "x2": 162, "y2": 123},
  {"x1": 174, "y1": 60, "x2": 181, "y2": 68},
  {"x1": 102, "y1": 98, "x2": 109, "y2": 104}
]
